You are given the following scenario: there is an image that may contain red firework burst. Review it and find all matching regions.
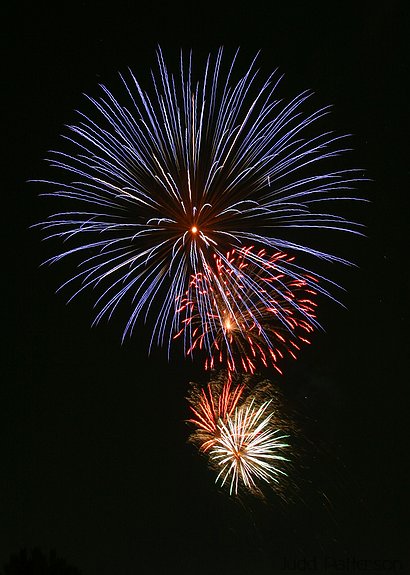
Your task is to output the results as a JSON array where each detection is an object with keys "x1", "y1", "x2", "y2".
[
  {"x1": 187, "y1": 379, "x2": 245, "y2": 452},
  {"x1": 176, "y1": 247, "x2": 318, "y2": 378}
]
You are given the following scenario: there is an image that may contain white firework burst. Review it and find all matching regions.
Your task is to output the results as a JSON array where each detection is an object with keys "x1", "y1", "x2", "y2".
[{"x1": 210, "y1": 399, "x2": 289, "y2": 495}]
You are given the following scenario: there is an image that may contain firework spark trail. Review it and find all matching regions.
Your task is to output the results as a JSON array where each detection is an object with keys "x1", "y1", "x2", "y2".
[
  {"x1": 35, "y1": 47, "x2": 364, "y2": 354},
  {"x1": 176, "y1": 247, "x2": 318, "y2": 377}
]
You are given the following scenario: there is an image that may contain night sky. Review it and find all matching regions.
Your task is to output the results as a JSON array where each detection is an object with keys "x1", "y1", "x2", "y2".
[{"x1": 4, "y1": 2, "x2": 408, "y2": 574}]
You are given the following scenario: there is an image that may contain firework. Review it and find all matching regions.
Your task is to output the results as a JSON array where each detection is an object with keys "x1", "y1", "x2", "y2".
[
  {"x1": 35, "y1": 47, "x2": 363, "y2": 352},
  {"x1": 211, "y1": 399, "x2": 289, "y2": 496},
  {"x1": 187, "y1": 376, "x2": 245, "y2": 452},
  {"x1": 175, "y1": 246, "x2": 318, "y2": 377},
  {"x1": 187, "y1": 373, "x2": 291, "y2": 496}
]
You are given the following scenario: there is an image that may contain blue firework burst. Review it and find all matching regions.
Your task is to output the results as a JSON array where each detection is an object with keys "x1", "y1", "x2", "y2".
[{"x1": 35, "y1": 47, "x2": 364, "y2": 355}]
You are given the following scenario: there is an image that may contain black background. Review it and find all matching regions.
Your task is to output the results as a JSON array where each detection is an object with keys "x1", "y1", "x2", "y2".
[{"x1": 4, "y1": 1, "x2": 408, "y2": 574}]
